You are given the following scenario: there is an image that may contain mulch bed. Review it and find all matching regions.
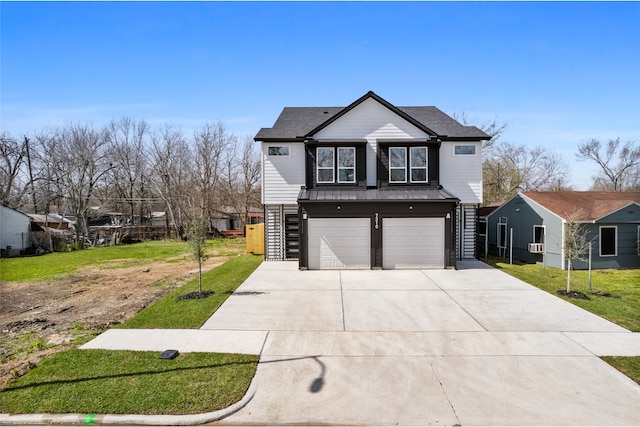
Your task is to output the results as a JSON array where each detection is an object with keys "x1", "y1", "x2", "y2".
[
  {"x1": 177, "y1": 291, "x2": 215, "y2": 300},
  {"x1": 557, "y1": 290, "x2": 591, "y2": 300}
]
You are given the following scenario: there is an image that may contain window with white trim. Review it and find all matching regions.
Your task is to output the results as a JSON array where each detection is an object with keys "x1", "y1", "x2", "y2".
[
  {"x1": 337, "y1": 147, "x2": 355, "y2": 183},
  {"x1": 533, "y1": 225, "x2": 545, "y2": 244},
  {"x1": 389, "y1": 147, "x2": 407, "y2": 183},
  {"x1": 599, "y1": 226, "x2": 617, "y2": 256},
  {"x1": 388, "y1": 146, "x2": 428, "y2": 183},
  {"x1": 317, "y1": 147, "x2": 334, "y2": 183},
  {"x1": 410, "y1": 147, "x2": 428, "y2": 183}
]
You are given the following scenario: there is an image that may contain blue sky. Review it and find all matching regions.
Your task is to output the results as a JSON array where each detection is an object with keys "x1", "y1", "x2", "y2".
[{"x1": 2, "y1": 1, "x2": 639, "y2": 189}]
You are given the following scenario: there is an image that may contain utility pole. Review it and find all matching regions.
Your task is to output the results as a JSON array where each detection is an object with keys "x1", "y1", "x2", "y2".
[{"x1": 25, "y1": 136, "x2": 37, "y2": 213}]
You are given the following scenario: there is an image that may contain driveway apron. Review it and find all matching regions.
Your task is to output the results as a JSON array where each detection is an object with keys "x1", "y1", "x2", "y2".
[{"x1": 202, "y1": 260, "x2": 640, "y2": 426}]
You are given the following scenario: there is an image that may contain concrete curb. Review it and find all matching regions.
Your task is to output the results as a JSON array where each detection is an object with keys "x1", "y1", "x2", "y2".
[{"x1": 0, "y1": 375, "x2": 258, "y2": 426}]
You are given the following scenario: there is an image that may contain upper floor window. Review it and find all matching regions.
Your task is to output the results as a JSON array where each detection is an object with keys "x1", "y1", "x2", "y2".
[
  {"x1": 455, "y1": 145, "x2": 476, "y2": 155},
  {"x1": 317, "y1": 147, "x2": 334, "y2": 183},
  {"x1": 389, "y1": 147, "x2": 407, "y2": 183},
  {"x1": 316, "y1": 147, "x2": 356, "y2": 184},
  {"x1": 389, "y1": 146, "x2": 428, "y2": 183},
  {"x1": 337, "y1": 147, "x2": 355, "y2": 183},
  {"x1": 268, "y1": 146, "x2": 289, "y2": 156},
  {"x1": 410, "y1": 147, "x2": 427, "y2": 183}
]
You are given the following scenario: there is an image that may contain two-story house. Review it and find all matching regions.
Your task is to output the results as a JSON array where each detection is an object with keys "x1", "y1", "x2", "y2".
[{"x1": 255, "y1": 91, "x2": 489, "y2": 270}]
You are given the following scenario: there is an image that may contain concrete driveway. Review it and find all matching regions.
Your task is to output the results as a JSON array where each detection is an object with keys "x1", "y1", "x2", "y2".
[{"x1": 201, "y1": 260, "x2": 640, "y2": 426}]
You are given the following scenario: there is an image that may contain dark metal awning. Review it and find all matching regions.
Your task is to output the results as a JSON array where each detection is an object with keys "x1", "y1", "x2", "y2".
[{"x1": 298, "y1": 187, "x2": 459, "y2": 203}]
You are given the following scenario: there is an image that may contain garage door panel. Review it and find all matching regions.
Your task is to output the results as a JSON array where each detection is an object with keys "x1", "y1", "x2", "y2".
[
  {"x1": 383, "y1": 217, "x2": 444, "y2": 269},
  {"x1": 308, "y1": 218, "x2": 370, "y2": 269}
]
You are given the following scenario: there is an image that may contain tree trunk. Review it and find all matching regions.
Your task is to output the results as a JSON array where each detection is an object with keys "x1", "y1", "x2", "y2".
[
  {"x1": 198, "y1": 256, "x2": 203, "y2": 294},
  {"x1": 566, "y1": 258, "x2": 572, "y2": 292}
]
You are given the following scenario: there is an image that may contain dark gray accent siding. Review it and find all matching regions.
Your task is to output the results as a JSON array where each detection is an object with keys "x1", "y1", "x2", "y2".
[
  {"x1": 298, "y1": 200, "x2": 457, "y2": 269},
  {"x1": 377, "y1": 144, "x2": 440, "y2": 187},
  {"x1": 305, "y1": 144, "x2": 367, "y2": 189}
]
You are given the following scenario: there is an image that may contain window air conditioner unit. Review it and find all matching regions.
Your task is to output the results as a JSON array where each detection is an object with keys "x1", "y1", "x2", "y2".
[{"x1": 528, "y1": 243, "x2": 544, "y2": 253}]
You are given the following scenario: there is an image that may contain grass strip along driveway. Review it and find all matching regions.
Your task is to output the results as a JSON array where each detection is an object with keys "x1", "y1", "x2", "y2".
[
  {"x1": 486, "y1": 256, "x2": 640, "y2": 384},
  {"x1": 0, "y1": 253, "x2": 263, "y2": 415}
]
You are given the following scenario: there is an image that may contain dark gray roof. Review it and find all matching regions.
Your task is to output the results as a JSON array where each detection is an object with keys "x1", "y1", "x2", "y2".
[
  {"x1": 298, "y1": 187, "x2": 460, "y2": 202},
  {"x1": 255, "y1": 91, "x2": 490, "y2": 141}
]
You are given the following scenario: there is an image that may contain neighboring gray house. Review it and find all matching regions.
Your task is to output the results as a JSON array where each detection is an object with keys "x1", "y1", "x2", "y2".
[
  {"x1": 485, "y1": 191, "x2": 640, "y2": 270},
  {"x1": 0, "y1": 205, "x2": 34, "y2": 257},
  {"x1": 255, "y1": 91, "x2": 490, "y2": 270}
]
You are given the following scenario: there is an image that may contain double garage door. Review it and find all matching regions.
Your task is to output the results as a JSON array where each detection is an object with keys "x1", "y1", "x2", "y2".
[{"x1": 307, "y1": 217, "x2": 444, "y2": 270}]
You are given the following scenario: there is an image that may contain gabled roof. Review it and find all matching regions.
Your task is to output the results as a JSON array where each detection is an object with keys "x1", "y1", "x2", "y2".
[
  {"x1": 521, "y1": 191, "x2": 640, "y2": 222},
  {"x1": 255, "y1": 91, "x2": 490, "y2": 142}
]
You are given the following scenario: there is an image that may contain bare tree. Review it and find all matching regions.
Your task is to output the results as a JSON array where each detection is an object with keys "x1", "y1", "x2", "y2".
[
  {"x1": 149, "y1": 125, "x2": 193, "y2": 239},
  {"x1": 187, "y1": 216, "x2": 208, "y2": 295},
  {"x1": 576, "y1": 138, "x2": 640, "y2": 191},
  {"x1": 50, "y1": 123, "x2": 112, "y2": 246},
  {"x1": 563, "y1": 210, "x2": 589, "y2": 293},
  {"x1": 104, "y1": 117, "x2": 150, "y2": 224},
  {"x1": 220, "y1": 135, "x2": 261, "y2": 233},
  {"x1": 0, "y1": 133, "x2": 30, "y2": 210},
  {"x1": 483, "y1": 142, "x2": 570, "y2": 205},
  {"x1": 453, "y1": 112, "x2": 508, "y2": 152},
  {"x1": 192, "y1": 122, "x2": 235, "y2": 233}
]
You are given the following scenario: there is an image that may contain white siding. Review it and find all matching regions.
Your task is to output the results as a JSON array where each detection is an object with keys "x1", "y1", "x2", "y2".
[
  {"x1": 313, "y1": 98, "x2": 430, "y2": 187},
  {"x1": 0, "y1": 205, "x2": 31, "y2": 251},
  {"x1": 262, "y1": 143, "x2": 306, "y2": 205},
  {"x1": 439, "y1": 141, "x2": 483, "y2": 204}
]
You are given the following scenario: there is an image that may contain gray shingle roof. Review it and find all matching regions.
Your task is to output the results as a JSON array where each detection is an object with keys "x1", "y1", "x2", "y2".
[{"x1": 255, "y1": 92, "x2": 490, "y2": 141}]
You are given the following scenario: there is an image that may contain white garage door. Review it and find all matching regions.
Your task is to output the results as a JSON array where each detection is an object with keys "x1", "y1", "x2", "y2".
[
  {"x1": 308, "y1": 218, "x2": 370, "y2": 269},
  {"x1": 383, "y1": 217, "x2": 444, "y2": 269}
]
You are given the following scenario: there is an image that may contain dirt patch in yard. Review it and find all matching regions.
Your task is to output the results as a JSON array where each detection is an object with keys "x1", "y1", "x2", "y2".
[{"x1": 0, "y1": 255, "x2": 229, "y2": 388}]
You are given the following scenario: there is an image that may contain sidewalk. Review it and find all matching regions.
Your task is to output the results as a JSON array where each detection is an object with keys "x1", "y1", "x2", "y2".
[{"x1": 3, "y1": 260, "x2": 640, "y2": 426}]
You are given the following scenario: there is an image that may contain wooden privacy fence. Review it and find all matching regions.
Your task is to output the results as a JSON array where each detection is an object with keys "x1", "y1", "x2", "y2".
[{"x1": 245, "y1": 223, "x2": 264, "y2": 255}]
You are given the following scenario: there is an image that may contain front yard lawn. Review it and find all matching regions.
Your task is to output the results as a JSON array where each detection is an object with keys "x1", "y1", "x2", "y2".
[
  {"x1": 0, "y1": 350, "x2": 258, "y2": 415},
  {"x1": 0, "y1": 251, "x2": 263, "y2": 415}
]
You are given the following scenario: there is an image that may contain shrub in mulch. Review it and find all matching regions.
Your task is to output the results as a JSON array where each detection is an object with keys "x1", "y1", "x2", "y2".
[
  {"x1": 557, "y1": 290, "x2": 591, "y2": 300},
  {"x1": 177, "y1": 291, "x2": 215, "y2": 300}
]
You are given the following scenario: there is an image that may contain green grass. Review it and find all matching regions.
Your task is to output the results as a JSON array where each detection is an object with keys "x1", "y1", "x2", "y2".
[
  {"x1": 0, "y1": 349, "x2": 259, "y2": 415},
  {"x1": 0, "y1": 241, "x2": 191, "y2": 282},
  {"x1": 602, "y1": 356, "x2": 640, "y2": 385},
  {"x1": 1, "y1": 242, "x2": 263, "y2": 415},
  {"x1": 483, "y1": 256, "x2": 640, "y2": 332},
  {"x1": 119, "y1": 254, "x2": 263, "y2": 329}
]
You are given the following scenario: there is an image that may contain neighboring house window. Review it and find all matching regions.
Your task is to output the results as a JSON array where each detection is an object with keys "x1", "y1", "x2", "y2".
[
  {"x1": 389, "y1": 146, "x2": 428, "y2": 183},
  {"x1": 455, "y1": 145, "x2": 476, "y2": 155},
  {"x1": 478, "y1": 219, "x2": 487, "y2": 236},
  {"x1": 317, "y1": 147, "x2": 335, "y2": 183},
  {"x1": 637, "y1": 226, "x2": 640, "y2": 256},
  {"x1": 497, "y1": 222, "x2": 508, "y2": 249},
  {"x1": 337, "y1": 147, "x2": 356, "y2": 183},
  {"x1": 599, "y1": 226, "x2": 617, "y2": 256},
  {"x1": 268, "y1": 146, "x2": 289, "y2": 156},
  {"x1": 533, "y1": 225, "x2": 545, "y2": 245}
]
